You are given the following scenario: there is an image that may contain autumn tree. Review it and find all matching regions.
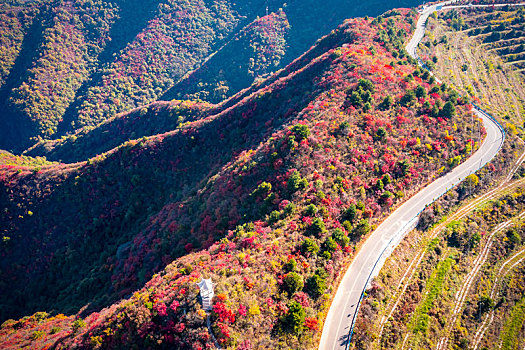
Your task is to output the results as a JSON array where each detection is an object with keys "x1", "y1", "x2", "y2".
[
  {"x1": 306, "y1": 269, "x2": 327, "y2": 298},
  {"x1": 354, "y1": 219, "x2": 370, "y2": 237},
  {"x1": 302, "y1": 238, "x2": 319, "y2": 255}
]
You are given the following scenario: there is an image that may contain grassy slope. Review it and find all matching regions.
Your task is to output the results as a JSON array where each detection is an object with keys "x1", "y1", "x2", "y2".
[
  {"x1": 353, "y1": 185, "x2": 525, "y2": 349},
  {"x1": 419, "y1": 8, "x2": 525, "y2": 130}
]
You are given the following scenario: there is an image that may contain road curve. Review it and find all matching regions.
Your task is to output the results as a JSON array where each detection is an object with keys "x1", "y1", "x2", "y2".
[{"x1": 319, "y1": 2, "x2": 505, "y2": 349}]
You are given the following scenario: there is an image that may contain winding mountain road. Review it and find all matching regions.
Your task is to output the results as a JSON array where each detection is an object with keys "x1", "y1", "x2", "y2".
[{"x1": 319, "y1": 2, "x2": 506, "y2": 349}]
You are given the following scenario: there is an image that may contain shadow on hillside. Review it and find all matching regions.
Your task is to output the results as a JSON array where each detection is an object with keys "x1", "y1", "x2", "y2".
[
  {"x1": 0, "y1": 50, "x2": 331, "y2": 322},
  {"x1": 55, "y1": 0, "x2": 161, "y2": 136},
  {"x1": 283, "y1": 0, "x2": 420, "y2": 65},
  {"x1": 160, "y1": 0, "x2": 272, "y2": 103},
  {"x1": 0, "y1": 1, "x2": 56, "y2": 152}
]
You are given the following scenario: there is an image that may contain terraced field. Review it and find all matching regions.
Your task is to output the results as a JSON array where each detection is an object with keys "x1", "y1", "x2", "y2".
[
  {"x1": 467, "y1": 9, "x2": 525, "y2": 71},
  {"x1": 419, "y1": 7, "x2": 525, "y2": 126},
  {"x1": 352, "y1": 181, "x2": 525, "y2": 349}
]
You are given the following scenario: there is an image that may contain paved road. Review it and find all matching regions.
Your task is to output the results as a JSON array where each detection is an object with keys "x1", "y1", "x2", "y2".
[{"x1": 319, "y1": 2, "x2": 506, "y2": 349}]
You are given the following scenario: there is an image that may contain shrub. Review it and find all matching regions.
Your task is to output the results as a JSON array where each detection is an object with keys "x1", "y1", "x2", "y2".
[
  {"x1": 470, "y1": 232, "x2": 481, "y2": 249},
  {"x1": 306, "y1": 271, "x2": 327, "y2": 298},
  {"x1": 341, "y1": 203, "x2": 357, "y2": 222},
  {"x1": 288, "y1": 171, "x2": 309, "y2": 193},
  {"x1": 31, "y1": 330, "x2": 45, "y2": 340},
  {"x1": 440, "y1": 101, "x2": 456, "y2": 118},
  {"x1": 415, "y1": 85, "x2": 426, "y2": 98},
  {"x1": 379, "y1": 95, "x2": 393, "y2": 110},
  {"x1": 375, "y1": 127, "x2": 387, "y2": 141},
  {"x1": 332, "y1": 228, "x2": 349, "y2": 247},
  {"x1": 361, "y1": 89, "x2": 372, "y2": 104},
  {"x1": 307, "y1": 218, "x2": 327, "y2": 237},
  {"x1": 396, "y1": 159, "x2": 411, "y2": 177},
  {"x1": 283, "y1": 272, "x2": 304, "y2": 295},
  {"x1": 304, "y1": 204, "x2": 318, "y2": 217},
  {"x1": 180, "y1": 264, "x2": 193, "y2": 275},
  {"x1": 418, "y1": 207, "x2": 436, "y2": 230},
  {"x1": 72, "y1": 319, "x2": 86, "y2": 333},
  {"x1": 319, "y1": 251, "x2": 332, "y2": 259},
  {"x1": 507, "y1": 229, "x2": 521, "y2": 246},
  {"x1": 268, "y1": 210, "x2": 281, "y2": 224},
  {"x1": 354, "y1": 219, "x2": 370, "y2": 237},
  {"x1": 283, "y1": 203, "x2": 296, "y2": 217},
  {"x1": 400, "y1": 90, "x2": 416, "y2": 106},
  {"x1": 343, "y1": 220, "x2": 353, "y2": 232},
  {"x1": 339, "y1": 121, "x2": 351, "y2": 132},
  {"x1": 358, "y1": 78, "x2": 375, "y2": 92},
  {"x1": 304, "y1": 317, "x2": 319, "y2": 331},
  {"x1": 478, "y1": 296, "x2": 495, "y2": 315},
  {"x1": 252, "y1": 181, "x2": 272, "y2": 197},
  {"x1": 465, "y1": 174, "x2": 479, "y2": 187},
  {"x1": 301, "y1": 238, "x2": 319, "y2": 255},
  {"x1": 349, "y1": 91, "x2": 363, "y2": 107},
  {"x1": 33, "y1": 312, "x2": 49, "y2": 322},
  {"x1": 284, "y1": 258, "x2": 297, "y2": 272},
  {"x1": 380, "y1": 191, "x2": 393, "y2": 204},
  {"x1": 448, "y1": 89, "x2": 459, "y2": 104},
  {"x1": 322, "y1": 237, "x2": 338, "y2": 253},
  {"x1": 291, "y1": 124, "x2": 310, "y2": 141},
  {"x1": 281, "y1": 301, "x2": 305, "y2": 334}
]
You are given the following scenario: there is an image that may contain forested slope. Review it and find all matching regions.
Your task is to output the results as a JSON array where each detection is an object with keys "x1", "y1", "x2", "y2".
[
  {"x1": 0, "y1": 8, "x2": 482, "y2": 349},
  {"x1": 0, "y1": 0, "x2": 420, "y2": 152}
]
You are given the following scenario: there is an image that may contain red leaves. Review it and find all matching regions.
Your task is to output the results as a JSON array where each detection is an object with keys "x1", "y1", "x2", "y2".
[
  {"x1": 240, "y1": 236, "x2": 256, "y2": 249},
  {"x1": 213, "y1": 302, "x2": 236, "y2": 324},
  {"x1": 153, "y1": 302, "x2": 168, "y2": 317},
  {"x1": 304, "y1": 317, "x2": 319, "y2": 331},
  {"x1": 293, "y1": 292, "x2": 310, "y2": 308},
  {"x1": 184, "y1": 243, "x2": 193, "y2": 253},
  {"x1": 173, "y1": 322, "x2": 185, "y2": 333},
  {"x1": 170, "y1": 300, "x2": 180, "y2": 313},
  {"x1": 237, "y1": 304, "x2": 247, "y2": 317}
]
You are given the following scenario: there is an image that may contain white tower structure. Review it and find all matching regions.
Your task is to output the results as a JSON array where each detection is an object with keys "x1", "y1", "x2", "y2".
[{"x1": 197, "y1": 278, "x2": 214, "y2": 311}]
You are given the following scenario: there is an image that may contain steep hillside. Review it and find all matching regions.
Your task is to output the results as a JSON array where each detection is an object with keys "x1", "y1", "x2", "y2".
[
  {"x1": 0, "y1": 0, "x2": 421, "y2": 152},
  {"x1": 0, "y1": 0, "x2": 249, "y2": 150},
  {"x1": 24, "y1": 100, "x2": 215, "y2": 163},
  {"x1": 0, "y1": 150, "x2": 57, "y2": 168},
  {"x1": 0, "y1": 8, "x2": 483, "y2": 349},
  {"x1": 162, "y1": 11, "x2": 290, "y2": 104},
  {"x1": 348, "y1": 5, "x2": 525, "y2": 350}
]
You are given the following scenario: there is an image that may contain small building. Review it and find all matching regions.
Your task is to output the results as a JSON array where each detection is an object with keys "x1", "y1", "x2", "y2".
[{"x1": 197, "y1": 278, "x2": 214, "y2": 311}]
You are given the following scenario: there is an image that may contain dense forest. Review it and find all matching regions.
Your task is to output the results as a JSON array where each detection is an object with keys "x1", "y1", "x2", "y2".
[{"x1": 0, "y1": 0, "x2": 420, "y2": 152}]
